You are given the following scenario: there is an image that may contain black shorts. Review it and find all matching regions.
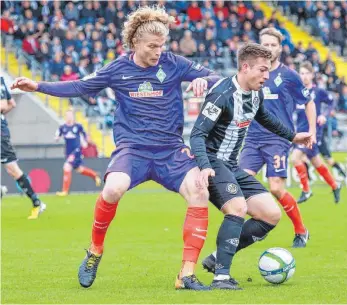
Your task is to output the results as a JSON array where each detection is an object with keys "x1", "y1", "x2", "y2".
[
  {"x1": 208, "y1": 157, "x2": 268, "y2": 210},
  {"x1": 318, "y1": 137, "x2": 331, "y2": 159},
  {"x1": 1, "y1": 136, "x2": 17, "y2": 164}
]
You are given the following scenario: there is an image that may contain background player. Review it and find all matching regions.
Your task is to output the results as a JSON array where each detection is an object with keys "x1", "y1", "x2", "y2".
[
  {"x1": 55, "y1": 109, "x2": 101, "y2": 196},
  {"x1": 239, "y1": 28, "x2": 317, "y2": 248},
  {"x1": 1, "y1": 76, "x2": 46, "y2": 219},
  {"x1": 11, "y1": 6, "x2": 221, "y2": 291},
  {"x1": 292, "y1": 61, "x2": 341, "y2": 203},
  {"x1": 191, "y1": 43, "x2": 313, "y2": 290}
]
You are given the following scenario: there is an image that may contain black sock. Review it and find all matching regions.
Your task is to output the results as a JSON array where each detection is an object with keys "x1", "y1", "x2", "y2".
[
  {"x1": 304, "y1": 161, "x2": 312, "y2": 181},
  {"x1": 333, "y1": 163, "x2": 346, "y2": 178},
  {"x1": 16, "y1": 174, "x2": 41, "y2": 207},
  {"x1": 215, "y1": 214, "x2": 244, "y2": 276},
  {"x1": 236, "y1": 218, "x2": 275, "y2": 253}
]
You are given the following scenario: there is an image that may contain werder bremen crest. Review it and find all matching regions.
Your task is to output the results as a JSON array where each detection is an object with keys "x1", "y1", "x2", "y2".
[{"x1": 156, "y1": 65, "x2": 166, "y2": 83}]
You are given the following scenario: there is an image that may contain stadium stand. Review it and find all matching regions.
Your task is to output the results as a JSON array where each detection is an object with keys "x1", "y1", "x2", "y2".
[{"x1": 1, "y1": 0, "x2": 346, "y2": 153}]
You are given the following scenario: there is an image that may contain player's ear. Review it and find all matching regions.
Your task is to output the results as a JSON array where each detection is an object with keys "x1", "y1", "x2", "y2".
[{"x1": 242, "y1": 62, "x2": 249, "y2": 74}]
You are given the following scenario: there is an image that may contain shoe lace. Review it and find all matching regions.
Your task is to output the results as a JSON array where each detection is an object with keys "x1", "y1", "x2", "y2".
[
  {"x1": 189, "y1": 275, "x2": 204, "y2": 286},
  {"x1": 85, "y1": 252, "x2": 100, "y2": 271},
  {"x1": 294, "y1": 234, "x2": 304, "y2": 243}
]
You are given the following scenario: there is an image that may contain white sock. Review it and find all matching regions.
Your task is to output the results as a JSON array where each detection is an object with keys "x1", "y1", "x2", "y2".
[
  {"x1": 214, "y1": 274, "x2": 230, "y2": 281},
  {"x1": 212, "y1": 251, "x2": 217, "y2": 258}
]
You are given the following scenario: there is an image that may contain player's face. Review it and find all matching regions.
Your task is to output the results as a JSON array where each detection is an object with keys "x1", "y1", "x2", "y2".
[
  {"x1": 65, "y1": 111, "x2": 74, "y2": 124},
  {"x1": 260, "y1": 34, "x2": 282, "y2": 63},
  {"x1": 299, "y1": 67, "x2": 314, "y2": 86},
  {"x1": 134, "y1": 33, "x2": 166, "y2": 67},
  {"x1": 246, "y1": 57, "x2": 270, "y2": 91}
]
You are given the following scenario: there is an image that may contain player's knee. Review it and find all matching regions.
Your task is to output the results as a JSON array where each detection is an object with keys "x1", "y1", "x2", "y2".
[
  {"x1": 222, "y1": 199, "x2": 247, "y2": 217},
  {"x1": 188, "y1": 187, "x2": 209, "y2": 207},
  {"x1": 102, "y1": 185, "x2": 126, "y2": 203},
  {"x1": 63, "y1": 163, "x2": 72, "y2": 172},
  {"x1": 5, "y1": 163, "x2": 21, "y2": 179},
  {"x1": 267, "y1": 204, "x2": 282, "y2": 224},
  {"x1": 269, "y1": 184, "x2": 284, "y2": 200}
]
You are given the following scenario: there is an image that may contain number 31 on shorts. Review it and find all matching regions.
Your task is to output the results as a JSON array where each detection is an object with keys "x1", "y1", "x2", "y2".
[{"x1": 273, "y1": 155, "x2": 286, "y2": 169}]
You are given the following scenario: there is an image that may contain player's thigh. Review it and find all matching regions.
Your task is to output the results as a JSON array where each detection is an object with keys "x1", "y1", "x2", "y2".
[
  {"x1": 239, "y1": 141, "x2": 264, "y2": 174},
  {"x1": 310, "y1": 154, "x2": 324, "y2": 168},
  {"x1": 4, "y1": 161, "x2": 23, "y2": 179},
  {"x1": 105, "y1": 147, "x2": 151, "y2": 192},
  {"x1": 66, "y1": 151, "x2": 82, "y2": 170},
  {"x1": 179, "y1": 166, "x2": 209, "y2": 207},
  {"x1": 152, "y1": 145, "x2": 197, "y2": 193},
  {"x1": 208, "y1": 158, "x2": 245, "y2": 212},
  {"x1": 291, "y1": 147, "x2": 306, "y2": 165},
  {"x1": 246, "y1": 192, "x2": 281, "y2": 225},
  {"x1": 262, "y1": 144, "x2": 290, "y2": 178}
]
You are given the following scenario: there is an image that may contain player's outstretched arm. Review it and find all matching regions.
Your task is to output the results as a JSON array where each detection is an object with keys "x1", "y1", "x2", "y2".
[
  {"x1": 255, "y1": 102, "x2": 314, "y2": 148},
  {"x1": 305, "y1": 100, "x2": 317, "y2": 143}
]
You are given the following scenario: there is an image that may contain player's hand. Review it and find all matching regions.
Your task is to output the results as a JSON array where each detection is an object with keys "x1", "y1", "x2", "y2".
[
  {"x1": 197, "y1": 168, "x2": 215, "y2": 189},
  {"x1": 317, "y1": 115, "x2": 327, "y2": 126},
  {"x1": 8, "y1": 98, "x2": 16, "y2": 108},
  {"x1": 186, "y1": 78, "x2": 208, "y2": 97},
  {"x1": 292, "y1": 132, "x2": 314, "y2": 149},
  {"x1": 11, "y1": 77, "x2": 38, "y2": 92}
]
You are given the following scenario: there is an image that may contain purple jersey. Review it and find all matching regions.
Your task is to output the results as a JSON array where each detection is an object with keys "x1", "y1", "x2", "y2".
[
  {"x1": 39, "y1": 52, "x2": 218, "y2": 149},
  {"x1": 296, "y1": 86, "x2": 333, "y2": 140},
  {"x1": 57, "y1": 123, "x2": 86, "y2": 156},
  {"x1": 246, "y1": 63, "x2": 311, "y2": 144}
]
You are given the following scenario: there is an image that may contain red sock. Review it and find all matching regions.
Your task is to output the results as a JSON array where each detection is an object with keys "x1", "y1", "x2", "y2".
[
  {"x1": 80, "y1": 166, "x2": 98, "y2": 179},
  {"x1": 91, "y1": 194, "x2": 118, "y2": 253},
  {"x1": 278, "y1": 192, "x2": 306, "y2": 234},
  {"x1": 295, "y1": 163, "x2": 310, "y2": 192},
  {"x1": 62, "y1": 169, "x2": 72, "y2": 193},
  {"x1": 316, "y1": 164, "x2": 338, "y2": 190},
  {"x1": 182, "y1": 207, "x2": 208, "y2": 263}
]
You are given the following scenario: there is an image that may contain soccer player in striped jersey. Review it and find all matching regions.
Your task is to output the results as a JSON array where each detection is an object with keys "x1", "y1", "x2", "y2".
[
  {"x1": 1, "y1": 76, "x2": 46, "y2": 219},
  {"x1": 292, "y1": 61, "x2": 341, "y2": 203},
  {"x1": 239, "y1": 28, "x2": 317, "y2": 248},
  {"x1": 55, "y1": 109, "x2": 101, "y2": 196},
  {"x1": 190, "y1": 43, "x2": 313, "y2": 290},
  {"x1": 12, "y1": 6, "x2": 220, "y2": 291}
]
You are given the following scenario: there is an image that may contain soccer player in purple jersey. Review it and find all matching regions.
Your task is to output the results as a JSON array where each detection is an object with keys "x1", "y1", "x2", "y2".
[
  {"x1": 1, "y1": 76, "x2": 46, "y2": 219},
  {"x1": 238, "y1": 28, "x2": 317, "y2": 248},
  {"x1": 292, "y1": 61, "x2": 341, "y2": 204},
  {"x1": 55, "y1": 109, "x2": 101, "y2": 196},
  {"x1": 12, "y1": 6, "x2": 220, "y2": 290}
]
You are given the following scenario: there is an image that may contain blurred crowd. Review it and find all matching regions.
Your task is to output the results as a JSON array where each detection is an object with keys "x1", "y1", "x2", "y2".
[
  {"x1": 0, "y1": 0, "x2": 346, "y2": 126},
  {"x1": 277, "y1": 1, "x2": 347, "y2": 56}
]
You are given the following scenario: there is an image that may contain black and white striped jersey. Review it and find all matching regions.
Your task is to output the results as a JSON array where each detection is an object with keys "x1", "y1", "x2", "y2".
[{"x1": 190, "y1": 75, "x2": 296, "y2": 170}]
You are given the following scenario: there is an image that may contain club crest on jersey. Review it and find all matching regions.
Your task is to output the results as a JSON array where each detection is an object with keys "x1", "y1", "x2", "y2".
[
  {"x1": 129, "y1": 81, "x2": 163, "y2": 98},
  {"x1": 156, "y1": 66, "x2": 166, "y2": 83},
  {"x1": 202, "y1": 102, "x2": 221, "y2": 121},
  {"x1": 302, "y1": 88, "x2": 310, "y2": 97},
  {"x1": 274, "y1": 73, "x2": 282, "y2": 87},
  {"x1": 226, "y1": 183, "x2": 238, "y2": 194}
]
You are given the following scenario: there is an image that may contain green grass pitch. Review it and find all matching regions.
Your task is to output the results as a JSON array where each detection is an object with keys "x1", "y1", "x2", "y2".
[{"x1": 1, "y1": 180, "x2": 347, "y2": 303}]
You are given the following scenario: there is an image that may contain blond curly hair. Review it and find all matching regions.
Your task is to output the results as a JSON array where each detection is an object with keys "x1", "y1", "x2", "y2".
[{"x1": 122, "y1": 6, "x2": 175, "y2": 49}]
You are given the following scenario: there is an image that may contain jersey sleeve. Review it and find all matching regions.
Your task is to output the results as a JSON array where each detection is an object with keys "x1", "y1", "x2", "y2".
[
  {"x1": 1, "y1": 77, "x2": 12, "y2": 100},
  {"x1": 190, "y1": 91, "x2": 227, "y2": 169},
  {"x1": 255, "y1": 97, "x2": 296, "y2": 142},
  {"x1": 320, "y1": 89, "x2": 334, "y2": 115},
  {"x1": 37, "y1": 61, "x2": 116, "y2": 98},
  {"x1": 55, "y1": 125, "x2": 63, "y2": 137},
  {"x1": 79, "y1": 124, "x2": 87, "y2": 139},
  {"x1": 289, "y1": 70, "x2": 311, "y2": 105},
  {"x1": 175, "y1": 55, "x2": 221, "y2": 88}
]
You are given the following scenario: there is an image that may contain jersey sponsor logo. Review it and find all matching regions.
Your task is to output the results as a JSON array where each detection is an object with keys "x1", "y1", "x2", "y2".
[
  {"x1": 64, "y1": 131, "x2": 77, "y2": 139},
  {"x1": 236, "y1": 119, "x2": 251, "y2": 128},
  {"x1": 225, "y1": 238, "x2": 239, "y2": 247},
  {"x1": 262, "y1": 87, "x2": 278, "y2": 99},
  {"x1": 202, "y1": 102, "x2": 221, "y2": 121},
  {"x1": 302, "y1": 88, "x2": 310, "y2": 98},
  {"x1": 226, "y1": 183, "x2": 238, "y2": 194},
  {"x1": 253, "y1": 96, "x2": 259, "y2": 107},
  {"x1": 82, "y1": 72, "x2": 97, "y2": 81},
  {"x1": 129, "y1": 81, "x2": 163, "y2": 98}
]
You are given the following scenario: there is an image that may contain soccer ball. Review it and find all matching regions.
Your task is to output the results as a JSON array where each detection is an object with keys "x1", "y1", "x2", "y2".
[{"x1": 258, "y1": 247, "x2": 296, "y2": 284}]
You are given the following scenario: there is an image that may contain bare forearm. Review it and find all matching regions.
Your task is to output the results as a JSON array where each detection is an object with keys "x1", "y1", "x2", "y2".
[{"x1": 305, "y1": 100, "x2": 317, "y2": 134}]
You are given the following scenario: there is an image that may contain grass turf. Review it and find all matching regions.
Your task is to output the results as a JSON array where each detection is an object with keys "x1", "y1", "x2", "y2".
[{"x1": 1, "y1": 180, "x2": 346, "y2": 304}]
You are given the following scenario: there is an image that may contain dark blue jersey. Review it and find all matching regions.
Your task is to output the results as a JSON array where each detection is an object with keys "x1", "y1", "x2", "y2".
[
  {"x1": 38, "y1": 52, "x2": 219, "y2": 149},
  {"x1": 246, "y1": 63, "x2": 310, "y2": 145},
  {"x1": 296, "y1": 86, "x2": 333, "y2": 140},
  {"x1": 1, "y1": 76, "x2": 12, "y2": 137},
  {"x1": 56, "y1": 123, "x2": 86, "y2": 156}
]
